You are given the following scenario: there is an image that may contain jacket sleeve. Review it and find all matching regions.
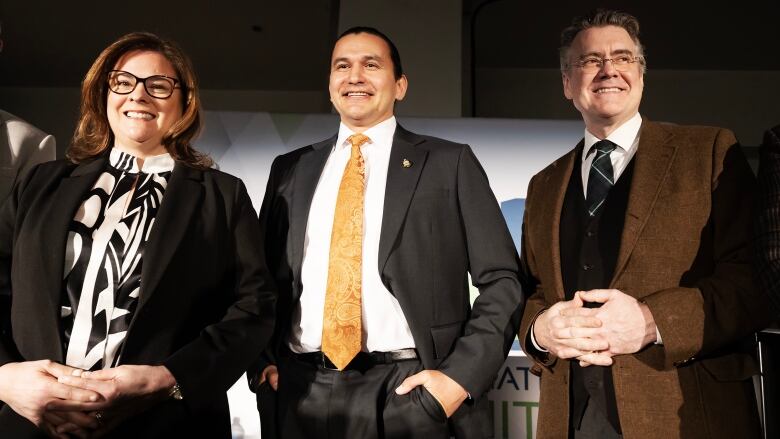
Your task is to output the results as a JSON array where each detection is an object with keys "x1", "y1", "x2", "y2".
[
  {"x1": 642, "y1": 129, "x2": 776, "y2": 368},
  {"x1": 517, "y1": 175, "x2": 557, "y2": 371},
  {"x1": 0, "y1": 165, "x2": 42, "y2": 366},
  {"x1": 246, "y1": 156, "x2": 286, "y2": 392},
  {"x1": 162, "y1": 178, "x2": 277, "y2": 412},
  {"x1": 436, "y1": 145, "x2": 526, "y2": 398}
]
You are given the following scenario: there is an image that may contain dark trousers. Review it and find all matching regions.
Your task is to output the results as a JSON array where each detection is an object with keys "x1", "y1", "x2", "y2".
[
  {"x1": 573, "y1": 399, "x2": 622, "y2": 439},
  {"x1": 275, "y1": 353, "x2": 450, "y2": 439}
]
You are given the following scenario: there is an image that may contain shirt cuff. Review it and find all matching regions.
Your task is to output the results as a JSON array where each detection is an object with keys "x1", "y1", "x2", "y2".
[
  {"x1": 529, "y1": 315, "x2": 549, "y2": 353},
  {"x1": 655, "y1": 326, "x2": 663, "y2": 345}
]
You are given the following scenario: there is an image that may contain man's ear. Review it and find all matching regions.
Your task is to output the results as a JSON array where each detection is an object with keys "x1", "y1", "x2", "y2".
[
  {"x1": 562, "y1": 71, "x2": 573, "y2": 100},
  {"x1": 395, "y1": 74, "x2": 408, "y2": 101}
]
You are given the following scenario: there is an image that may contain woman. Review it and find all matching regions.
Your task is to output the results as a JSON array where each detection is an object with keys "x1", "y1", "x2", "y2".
[{"x1": 0, "y1": 32, "x2": 275, "y2": 438}]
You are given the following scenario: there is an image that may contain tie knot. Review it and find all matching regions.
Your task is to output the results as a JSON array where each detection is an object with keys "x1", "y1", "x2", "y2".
[
  {"x1": 347, "y1": 133, "x2": 371, "y2": 148},
  {"x1": 592, "y1": 139, "x2": 617, "y2": 156}
]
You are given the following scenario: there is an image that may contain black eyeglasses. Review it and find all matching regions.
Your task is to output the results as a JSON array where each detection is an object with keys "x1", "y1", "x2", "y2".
[{"x1": 107, "y1": 70, "x2": 181, "y2": 99}]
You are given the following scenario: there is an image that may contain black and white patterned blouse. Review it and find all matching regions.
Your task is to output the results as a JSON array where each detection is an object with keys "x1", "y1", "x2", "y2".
[{"x1": 61, "y1": 148, "x2": 174, "y2": 370}]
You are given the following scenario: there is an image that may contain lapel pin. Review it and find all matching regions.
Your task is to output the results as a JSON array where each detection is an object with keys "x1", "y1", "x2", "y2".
[{"x1": 402, "y1": 158, "x2": 412, "y2": 168}]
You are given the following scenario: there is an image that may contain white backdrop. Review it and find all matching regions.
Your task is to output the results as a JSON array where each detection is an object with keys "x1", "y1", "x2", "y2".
[{"x1": 194, "y1": 112, "x2": 585, "y2": 438}]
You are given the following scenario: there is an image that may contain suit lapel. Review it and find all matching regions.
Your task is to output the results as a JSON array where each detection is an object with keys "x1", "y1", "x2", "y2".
[
  {"x1": 538, "y1": 146, "x2": 579, "y2": 301},
  {"x1": 40, "y1": 157, "x2": 107, "y2": 361},
  {"x1": 611, "y1": 120, "x2": 676, "y2": 285},
  {"x1": 378, "y1": 126, "x2": 428, "y2": 273},
  {"x1": 137, "y1": 163, "x2": 202, "y2": 314},
  {"x1": 290, "y1": 136, "x2": 335, "y2": 291}
]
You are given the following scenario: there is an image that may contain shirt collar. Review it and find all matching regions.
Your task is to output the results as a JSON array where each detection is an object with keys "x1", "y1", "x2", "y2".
[
  {"x1": 583, "y1": 112, "x2": 642, "y2": 158},
  {"x1": 109, "y1": 147, "x2": 175, "y2": 174},
  {"x1": 335, "y1": 116, "x2": 397, "y2": 150}
]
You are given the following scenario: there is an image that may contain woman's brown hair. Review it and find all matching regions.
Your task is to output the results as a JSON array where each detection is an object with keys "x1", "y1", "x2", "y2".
[{"x1": 68, "y1": 32, "x2": 212, "y2": 169}]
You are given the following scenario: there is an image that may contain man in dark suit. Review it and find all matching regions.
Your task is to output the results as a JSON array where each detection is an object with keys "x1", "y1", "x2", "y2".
[
  {"x1": 756, "y1": 124, "x2": 780, "y2": 313},
  {"x1": 251, "y1": 26, "x2": 524, "y2": 438},
  {"x1": 518, "y1": 10, "x2": 774, "y2": 439}
]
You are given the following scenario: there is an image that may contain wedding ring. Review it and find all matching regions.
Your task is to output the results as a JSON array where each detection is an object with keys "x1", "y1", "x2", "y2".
[{"x1": 94, "y1": 411, "x2": 105, "y2": 426}]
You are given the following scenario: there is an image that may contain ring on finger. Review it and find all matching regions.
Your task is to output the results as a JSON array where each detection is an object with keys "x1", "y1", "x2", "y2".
[{"x1": 94, "y1": 411, "x2": 105, "y2": 426}]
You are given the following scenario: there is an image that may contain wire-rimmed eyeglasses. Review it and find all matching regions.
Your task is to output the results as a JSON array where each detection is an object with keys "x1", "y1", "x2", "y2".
[{"x1": 569, "y1": 54, "x2": 644, "y2": 73}]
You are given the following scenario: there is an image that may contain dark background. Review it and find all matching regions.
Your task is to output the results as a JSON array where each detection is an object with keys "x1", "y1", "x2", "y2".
[{"x1": 1, "y1": 0, "x2": 778, "y2": 154}]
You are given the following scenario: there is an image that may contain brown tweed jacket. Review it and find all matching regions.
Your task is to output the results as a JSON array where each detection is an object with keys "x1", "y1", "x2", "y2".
[{"x1": 519, "y1": 120, "x2": 775, "y2": 439}]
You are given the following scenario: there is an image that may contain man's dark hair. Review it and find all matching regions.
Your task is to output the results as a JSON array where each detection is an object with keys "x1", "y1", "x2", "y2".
[
  {"x1": 336, "y1": 26, "x2": 403, "y2": 79},
  {"x1": 559, "y1": 9, "x2": 646, "y2": 73}
]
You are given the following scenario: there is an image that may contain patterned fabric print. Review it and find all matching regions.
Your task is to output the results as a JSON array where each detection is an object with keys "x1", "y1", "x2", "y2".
[
  {"x1": 321, "y1": 133, "x2": 369, "y2": 370},
  {"x1": 585, "y1": 139, "x2": 618, "y2": 217},
  {"x1": 62, "y1": 149, "x2": 172, "y2": 370}
]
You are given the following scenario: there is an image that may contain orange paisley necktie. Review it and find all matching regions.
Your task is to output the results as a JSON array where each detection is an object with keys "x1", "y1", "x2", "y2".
[{"x1": 321, "y1": 133, "x2": 370, "y2": 370}]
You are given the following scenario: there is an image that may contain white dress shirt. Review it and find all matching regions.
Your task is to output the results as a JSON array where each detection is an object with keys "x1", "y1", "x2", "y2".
[{"x1": 290, "y1": 116, "x2": 416, "y2": 353}]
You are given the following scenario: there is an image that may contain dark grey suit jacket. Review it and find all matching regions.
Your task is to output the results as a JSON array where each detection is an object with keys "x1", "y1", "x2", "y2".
[
  {"x1": 0, "y1": 154, "x2": 276, "y2": 438},
  {"x1": 252, "y1": 125, "x2": 524, "y2": 438}
]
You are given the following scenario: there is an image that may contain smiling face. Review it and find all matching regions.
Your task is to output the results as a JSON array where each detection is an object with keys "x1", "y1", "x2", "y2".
[
  {"x1": 106, "y1": 50, "x2": 183, "y2": 157},
  {"x1": 328, "y1": 32, "x2": 407, "y2": 132},
  {"x1": 563, "y1": 25, "x2": 644, "y2": 137}
]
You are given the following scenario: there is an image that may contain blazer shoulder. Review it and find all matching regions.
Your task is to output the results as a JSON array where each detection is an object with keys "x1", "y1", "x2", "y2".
[
  {"x1": 423, "y1": 138, "x2": 470, "y2": 157},
  {"x1": 189, "y1": 167, "x2": 258, "y2": 220},
  {"x1": 276, "y1": 143, "x2": 318, "y2": 164},
  {"x1": 270, "y1": 136, "x2": 336, "y2": 171},
  {"x1": 533, "y1": 146, "x2": 579, "y2": 181},
  {"x1": 399, "y1": 127, "x2": 467, "y2": 149},
  {"x1": 417, "y1": 134, "x2": 465, "y2": 148},
  {"x1": 646, "y1": 120, "x2": 735, "y2": 144},
  {"x1": 200, "y1": 166, "x2": 241, "y2": 183},
  {"x1": 642, "y1": 122, "x2": 742, "y2": 168},
  {"x1": 7, "y1": 159, "x2": 78, "y2": 210},
  {"x1": 34, "y1": 158, "x2": 75, "y2": 172},
  {"x1": 196, "y1": 167, "x2": 251, "y2": 200},
  {"x1": 20, "y1": 159, "x2": 77, "y2": 185},
  {"x1": 405, "y1": 133, "x2": 471, "y2": 164}
]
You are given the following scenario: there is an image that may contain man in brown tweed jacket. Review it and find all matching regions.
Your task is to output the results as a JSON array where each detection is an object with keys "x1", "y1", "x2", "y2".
[{"x1": 518, "y1": 9, "x2": 775, "y2": 439}]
